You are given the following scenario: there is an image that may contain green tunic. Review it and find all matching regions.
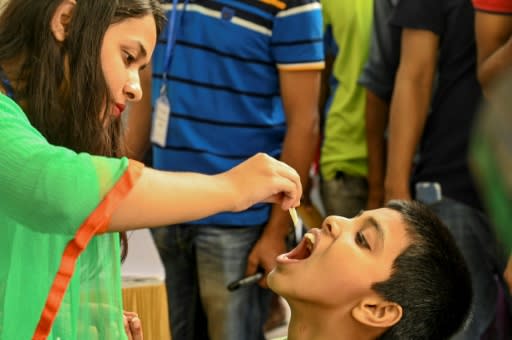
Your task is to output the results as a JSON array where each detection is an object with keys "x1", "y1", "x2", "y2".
[{"x1": 0, "y1": 94, "x2": 143, "y2": 339}]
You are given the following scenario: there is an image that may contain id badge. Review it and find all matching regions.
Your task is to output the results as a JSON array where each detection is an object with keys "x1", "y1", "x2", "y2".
[{"x1": 150, "y1": 93, "x2": 171, "y2": 147}]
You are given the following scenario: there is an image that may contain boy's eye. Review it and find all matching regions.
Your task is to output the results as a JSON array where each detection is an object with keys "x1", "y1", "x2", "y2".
[{"x1": 356, "y1": 231, "x2": 371, "y2": 250}]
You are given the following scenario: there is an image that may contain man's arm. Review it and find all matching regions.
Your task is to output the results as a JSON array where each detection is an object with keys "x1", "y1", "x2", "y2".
[
  {"x1": 474, "y1": 11, "x2": 512, "y2": 97},
  {"x1": 123, "y1": 64, "x2": 153, "y2": 160},
  {"x1": 309, "y1": 51, "x2": 333, "y2": 207},
  {"x1": 385, "y1": 28, "x2": 438, "y2": 201},
  {"x1": 245, "y1": 70, "x2": 321, "y2": 284},
  {"x1": 365, "y1": 89, "x2": 389, "y2": 209}
]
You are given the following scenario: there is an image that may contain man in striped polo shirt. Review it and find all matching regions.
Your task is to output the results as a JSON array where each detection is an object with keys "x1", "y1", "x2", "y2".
[{"x1": 126, "y1": 1, "x2": 324, "y2": 339}]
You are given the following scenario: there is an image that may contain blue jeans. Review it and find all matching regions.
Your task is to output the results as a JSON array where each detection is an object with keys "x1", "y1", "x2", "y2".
[
  {"x1": 152, "y1": 224, "x2": 271, "y2": 340},
  {"x1": 425, "y1": 198, "x2": 509, "y2": 339}
]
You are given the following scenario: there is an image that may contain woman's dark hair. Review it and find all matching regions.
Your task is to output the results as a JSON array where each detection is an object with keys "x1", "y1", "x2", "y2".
[
  {"x1": 0, "y1": 0, "x2": 165, "y2": 157},
  {"x1": 373, "y1": 200, "x2": 472, "y2": 340},
  {"x1": 0, "y1": 0, "x2": 165, "y2": 258}
]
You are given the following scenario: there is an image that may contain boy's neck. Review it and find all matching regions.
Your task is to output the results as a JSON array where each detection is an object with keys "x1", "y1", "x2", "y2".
[{"x1": 286, "y1": 304, "x2": 381, "y2": 340}]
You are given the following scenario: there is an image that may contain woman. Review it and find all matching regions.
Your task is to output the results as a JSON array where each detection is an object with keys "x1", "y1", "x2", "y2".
[{"x1": 0, "y1": 1, "x2": 302, "y2": 339}]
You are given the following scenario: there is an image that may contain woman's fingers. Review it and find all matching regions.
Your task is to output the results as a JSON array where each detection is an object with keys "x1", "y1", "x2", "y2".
[
  {"x1": 262, "y1": 177, "x2": 300, "y2": 210},
  {"x1": 262, "y1": 156, "x2": 302, "y2": 209},
  {"x1": 123, "y1": 314, "x2": 133, "y2": 340},
  {"x1": 275, "y1": 161, "x2": 302, "y2": 208},
  {"x1": 129, "y1": 316, "x2": 143, "y2": 340},
  {"x1": 123, "y1": 311, "x2": 143, "y2": 340},
  {"x1": 224, "y1": 153, "x2": 302, "y2": 211}
]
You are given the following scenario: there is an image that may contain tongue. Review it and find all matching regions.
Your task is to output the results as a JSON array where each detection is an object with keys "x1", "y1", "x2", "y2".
[{"x1": 287, "y1": 238, "x2": 311, "y2": 260}]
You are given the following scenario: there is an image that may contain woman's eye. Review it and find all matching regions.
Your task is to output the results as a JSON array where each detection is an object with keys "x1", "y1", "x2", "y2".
[
  {"x1": 356, "y1": 231, "x2": 371, "y2": 250},
  {"x1": 123, "y1": 52, "x2": 136, "y2": 65}
]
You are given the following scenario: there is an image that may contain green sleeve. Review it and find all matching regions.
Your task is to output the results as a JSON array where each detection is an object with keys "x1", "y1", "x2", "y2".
[{"x1": 0, "y1": 94, "x2": 129, "y2": 235}]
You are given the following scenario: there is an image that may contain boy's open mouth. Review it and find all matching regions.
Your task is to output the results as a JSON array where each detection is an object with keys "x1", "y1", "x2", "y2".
[{"x1": 278, "y1": 232, "x2": 316, "y2": 263}]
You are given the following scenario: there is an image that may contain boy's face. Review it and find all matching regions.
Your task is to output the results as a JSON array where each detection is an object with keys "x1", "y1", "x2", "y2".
[{"x1": 268, "y1": 208, "x2": 411, "y2": 309}]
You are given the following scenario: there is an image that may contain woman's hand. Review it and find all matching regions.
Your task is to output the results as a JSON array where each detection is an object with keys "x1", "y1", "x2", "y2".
[
  {"x1": 123, "y1": 311, "x2": 143, "y2": 340},
  {"x1": 219, "y1": 153, "x2": 302, "y2": 212}
]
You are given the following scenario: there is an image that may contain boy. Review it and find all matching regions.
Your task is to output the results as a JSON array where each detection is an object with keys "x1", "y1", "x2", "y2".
[{"x1": 268, "y1": 200, "x2": 472, "y2": 339}]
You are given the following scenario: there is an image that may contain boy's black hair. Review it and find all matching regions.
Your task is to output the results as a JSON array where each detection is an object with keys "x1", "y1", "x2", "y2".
[{"x1": 374, "y1": 200, "x2": 472, "y2": 339}]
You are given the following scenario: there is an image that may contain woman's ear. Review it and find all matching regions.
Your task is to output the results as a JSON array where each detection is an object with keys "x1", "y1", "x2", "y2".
[
  {"x1": 51, "y1": 0, "x2": 77, "y2": 42},
  {"x1": 352, "y1": 296, "x2": 403, "y2": 329}
]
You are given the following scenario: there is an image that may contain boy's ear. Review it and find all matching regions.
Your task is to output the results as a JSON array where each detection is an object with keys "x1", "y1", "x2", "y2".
[
  {"x1": 352, "y1": 296, "x2": 403, "y2": 329},
  {"x1": 51, "y1": 0, "x2": 77, "y2": 42}
]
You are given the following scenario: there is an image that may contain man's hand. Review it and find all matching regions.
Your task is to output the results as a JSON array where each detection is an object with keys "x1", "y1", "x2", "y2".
[
  {"x1": 245, "y1": 226, "x2": 288, "y2": 288},
  {"x1": 384, "y1": 178, "x2": 412, "y2": 202},
  {"x1": 366, "y1": 186, "x2": 385, "y2": 210}
]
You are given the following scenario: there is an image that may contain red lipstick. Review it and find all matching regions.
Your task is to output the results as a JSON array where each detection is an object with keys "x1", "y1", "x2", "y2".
[{"x1": 113, "y1": 103, "x2": 126, "y2": 118}]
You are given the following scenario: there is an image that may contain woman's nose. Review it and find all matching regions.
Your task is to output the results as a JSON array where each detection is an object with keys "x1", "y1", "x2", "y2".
[{"x1": 124, "y1": 72, "x2": 142, "y2": 102}]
